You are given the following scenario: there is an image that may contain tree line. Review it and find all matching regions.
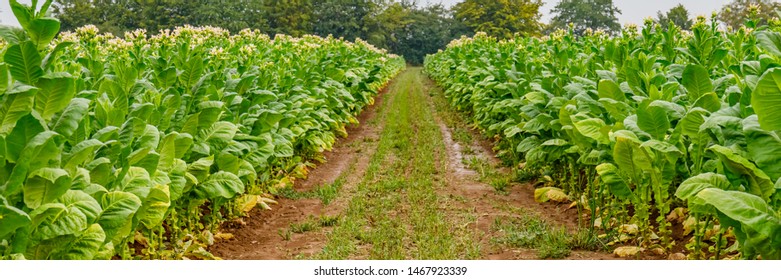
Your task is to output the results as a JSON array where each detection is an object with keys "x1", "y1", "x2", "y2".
[
  {"x1": 41, "y1": 0, "x2": 781, "y2": 64},
  {"x1": 51, "y1": 0, "x2": 470, "y2": 64}
]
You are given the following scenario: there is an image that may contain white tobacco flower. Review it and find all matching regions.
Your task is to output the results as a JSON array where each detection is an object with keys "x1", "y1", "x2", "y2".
[
  {"x1": 239, "y1": 43, "x2": 257, "y2": 56},
  {"x1": 75, "y1": 25, "x2": 100, "y2": 37},
  {"x1": 124, "y1": 29, "x2": 147, "y2": 42},
  {"x1": 209, "y1": 47, "x2": 227, "y2": 59}
]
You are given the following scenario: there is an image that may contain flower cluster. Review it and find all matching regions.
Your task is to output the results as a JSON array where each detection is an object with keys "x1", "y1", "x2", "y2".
[{"x1": 622, "y1": 23, "x2": 639, "y2": 38}]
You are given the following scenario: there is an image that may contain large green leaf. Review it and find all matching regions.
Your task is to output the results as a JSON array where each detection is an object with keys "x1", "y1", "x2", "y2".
[
  {"x1": 753, "y1": 68, "x2": 781, "y2": 131},
  {"x1": 156, "y1": 133, "x2": 177, "y2": 172},
  {"x1": 180, "y1": 56, "x2": 204, "y2": 89},
  {"x1": 3, "y1": 131, "x2": 62, "y2": 197},
  {"x1": 168, "y1": 159, "x2": 188, "y2": 202},
  {"x1": 599, "y1": 98, "x2": 632, "y2": 123},
  {"x1": 0, "y1": 26, "x2": 27, "y2": 45},
  {"x1": 195, "y1": 171, "x2": 245, "y2": 199},
  {"x1": 35, "y1": 75, "x2": 76, "y2": 122},
  {"x1": 57, "y1": 223, "x2": 105, "y2": 260},
  {"x1": 23, "y1": 167, "x2": 72, "y2": 209},
  {"x1": 612, "y1": 131, "x2": 652, "y2": 179},
  {"x1": 636, "y1": 105, "x2": 670, "y2": 139},
  {"x1": 709, "y1": 145, "x2": 775, "y2": 200},
  {"x1": 598, "y1": 79, "x2": 625, "y2": 101},
  {"x1": 0, "y1": 201, "x2": 31, "y2": 239},
  {"x1": 63, "y1": 139, "x2": 104, "y2": 172},
  {"x1": 756, "y1": 31, "x2": 781, "y2": 57},
  {"x1": 29, "y1": 203, "x2": 88, "y2": 241},
  {"x1": 119, "y1": 167, "x2": 152, "y2": 200},
  {"x1": 596, "y1": 163, "x2": 636, "y2": 201},
  {"x1": 52, "y1": 98, "x2": 91, "y2": 138},
  {"x1": 693, "y1": 92, "x2": 722, "y2": 113},
  {"x1": 744, "y1": 116, "x2": 781, "y2": 181},
  {"x1": 136, "y1": 184, "x2": 170, "y2": 230},
  {"x1": 187, "y1": 156, "x2": 213, "y2": 184},
  {"x1": 96, "y1": 191, "x2": 141, "y2": 243},
  {"x1": 0, "y1": 63, "x2": 9, "y2": 93},
  {"x1": 0, "y1": 83, "x2": 37, "y2": 135},
  {"x1": 676, "y1": 173, "x2": 733, "y2": 200},
  {"x1": 697, "y1": 189, "x2": 781, "y2": 247},
  {"x1": 198, "y1": 121, "x2": 237, "y2": 148},
  {"x1": 682, "y1": 64, "x2": 713, "y2": 100},
  {"x1": 28, "y1": 18, "x2": 60, "y2": 51},
  {"x1": 135, "y1": 125, "x2": 160, "y2": 151},
  {"x1": 5, "y1": 113, "x2": 45, "y2": 162},
  {"x1": 3, "y1": 41, "x2": 43, "y2": 85},
  {"x1": 573, "y1": 118, "x2": 610, "y2": 144},
  {"x1": 679, "y1": 108, "x2": 709, "y2": 138},
  {"x1": 58, "y1": 190, "x2": 101, "y2": 224},
  {"x1": 9, "y1": 0, "x2": 33, "y2": 29}
]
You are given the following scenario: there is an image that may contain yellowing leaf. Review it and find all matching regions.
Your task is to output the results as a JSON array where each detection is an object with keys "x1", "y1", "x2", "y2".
[
  {"x1": 534, "y1": 187, "x2": 569, "y2": 203},
  {"x1": 236, "y1": 194, "x2": 260, "y2": 213},
  {"x1": 215, "y1": 232, "x2": 234, "y2": 241}
]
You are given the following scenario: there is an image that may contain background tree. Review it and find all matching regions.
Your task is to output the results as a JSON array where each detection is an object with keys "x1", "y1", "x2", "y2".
[
  {"x1": 312, "y1": 0, "x2": 376, "y2": 41},
  {"x1": 49, "y1": 0, "x2": 466, "y2": 64},
  {"x1": 719, "y1": 0, "x2": 781, "y2": 29},
  {"x1": 657, "y1": 4, "x2": 693, "y2": 30},
  {"x1": 549, "y1": 0, "x2": 621, "y2": 36},
  {"x1": 364, "y1": 1, "x2": 413, "y2": 50},
  {"x1": 262, "y1": 0, "x2": 313, "y2": 37},
  {"x1": 453, "y1": 0, "x2": 543, "y2": 39},
  {"x1": 54, "y1": 0, "x2": 138, "y2": 35},
  {"x1": 189, "y1": 0, "x2": 268, "y2": 33},
  {"x1": 391, "y1": 4, "x2": 467, "y2": 64}
]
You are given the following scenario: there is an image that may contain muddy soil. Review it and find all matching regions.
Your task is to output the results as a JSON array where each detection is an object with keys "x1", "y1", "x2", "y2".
[{"x1": 426, "y1": 86, "x2": 619, "y2": 260}]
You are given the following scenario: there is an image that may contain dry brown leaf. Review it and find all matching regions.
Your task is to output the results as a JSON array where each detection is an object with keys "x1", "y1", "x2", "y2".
[
  {"x1": 683, "y1": 216, "x2": 698, "y2": 236},
  {"x1": 668, "y1": 253, "x2": 687, "y2": 260},
  {"x1": 619, "y1": 224, "x2": 639, "y2": 235},
  {"x1": 650, "y1": 247, "x2": 666, "y2": 256},
  {"x1": 666, "y1": 207, "x2": 687, "y2": 223},
  {"x1": 614, "y1": 246, "x2": 644, "y2": 257}
]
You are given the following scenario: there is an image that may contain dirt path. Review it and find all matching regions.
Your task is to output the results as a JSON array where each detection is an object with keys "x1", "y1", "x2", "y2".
[
  {"x1": 211, "y1": 68, "x2": 618, "y2": 260},
  {"x1": 209, "y1": 77, "x2": 393, "y2": 260}
]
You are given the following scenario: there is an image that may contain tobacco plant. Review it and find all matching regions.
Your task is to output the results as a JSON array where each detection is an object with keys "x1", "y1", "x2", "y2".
[
  {"x1": 426, "y1": 16, "x2": 781, "y2": 259},
  {"x1": 0, "y1": 0, "x2": 404, "y2": 259}
]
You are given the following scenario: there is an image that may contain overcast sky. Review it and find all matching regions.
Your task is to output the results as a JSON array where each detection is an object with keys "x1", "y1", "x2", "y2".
[
  {"x1": 424, "y1": 0, "x2": 736, "y2": 23},
  {"x1": 0, "y1": 0, "x2": 757, "y2": 27}
]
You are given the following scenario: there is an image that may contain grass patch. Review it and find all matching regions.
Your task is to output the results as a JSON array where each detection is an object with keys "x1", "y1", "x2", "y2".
[
  {"x1": 290, "y1": 218, "x2": 319, "y2": 234},
  {"x1": 314, "y1": 68, "x2": 480, "y2": 260},
  {"x1": 319, "y1": 215, "x2": 340, "y2": 227},
  {"x1": 279, "y1": 229, "x2": 292, "y2": 241},
  {"x1": 277, "y1": 177, "x2": 346, "y2": 205},
  {"x1": 490, "y1": 214, "x2": 573, "y2": 259}
]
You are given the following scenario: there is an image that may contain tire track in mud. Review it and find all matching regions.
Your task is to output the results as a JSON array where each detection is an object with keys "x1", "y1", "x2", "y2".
[{"x1": 423, "y1": 75, "x2": 619, "y2": 260}]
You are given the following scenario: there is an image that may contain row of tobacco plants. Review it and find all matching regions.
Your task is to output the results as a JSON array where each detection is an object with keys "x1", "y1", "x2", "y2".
[
  {"x1": 0, "y1": 0, "x2": 404, "y2": 260},
  {"x1": 425, "y1": 16, "x2": 781, "y2": 259}
]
